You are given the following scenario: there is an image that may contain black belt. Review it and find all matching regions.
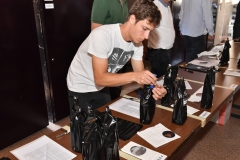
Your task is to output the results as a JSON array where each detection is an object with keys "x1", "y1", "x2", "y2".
[{"x1": 148, "y1": 48, "x2": 168, "y2": 51}]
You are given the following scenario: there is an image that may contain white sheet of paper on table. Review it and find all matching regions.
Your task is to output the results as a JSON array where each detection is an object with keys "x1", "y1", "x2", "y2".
[
  {"x1": 224, "y1": 69, "x2": 240, "y2": 77},
  {"x1": 211, "y1": 45, "x2": 224, "y2": 52},
  {"x1": 184, "y1": 81, "x2": 192, "y2": 89},
  {"x1": 137, "y1": 123, "x2": 180, "y2": 148},
  {"x1": 10, "y1": 135, "x2": 76, "y2": 160},
  {"x1": 121, "y1": 141, "x2": 167, "y2": 160},
  {"x1": 199, "y1": 111, "x2": 211, "y2": 118},
  {"x1": 171, "y1": 104, "x2": 199, "y2": 115},
  {"x1": 109, "y1": 98, "x2": 140, "y2": 118},
  {"x1": 188, "y1": 86, "x2": 203, "y2": 102},
  {"x1": 197, "y1": 51, "x2": 218, "y2": 57},
  {"x1": 188, "y1": 59, "x2": 219, "y2": 68}
]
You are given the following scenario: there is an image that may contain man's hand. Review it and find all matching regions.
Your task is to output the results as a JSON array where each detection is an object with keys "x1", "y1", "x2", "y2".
[
  {"x1": 208, "y1": 34, "x2": 215, "y2": 40},
  {"x1": 134, "y1": 70, "x2": 158, "y2": 86},
  {"x1": 151, "y1": 84, "x2": 167, "y2": 100}
]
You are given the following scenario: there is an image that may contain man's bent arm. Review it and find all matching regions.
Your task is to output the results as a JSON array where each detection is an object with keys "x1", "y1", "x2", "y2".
[
  {"x1": 92, "y1": 55, "x2": 157, "y2": 87},
  {"x1": 131, "y1": 58, "x2": 144, "y2": 72},
  {"x1": 202, "y1": 0, "x2": 215, "y2": 36}
]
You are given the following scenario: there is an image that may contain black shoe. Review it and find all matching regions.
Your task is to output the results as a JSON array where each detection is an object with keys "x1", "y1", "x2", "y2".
[{"x1": 238, "y1": 59, "x2": 240, "y2": 66}]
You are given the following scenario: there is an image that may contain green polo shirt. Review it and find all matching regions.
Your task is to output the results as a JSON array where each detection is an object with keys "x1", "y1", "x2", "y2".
[{"x1": 91, "y1": 0, "x2": 128, "y2": 24}]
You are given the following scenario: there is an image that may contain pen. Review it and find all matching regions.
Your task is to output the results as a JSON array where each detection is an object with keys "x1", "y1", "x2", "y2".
[
  {"x1": 56, "y1": 131, "x2": 69, "y2": 138},
  {"x1": 123, "y1": 97, "x2": 139, "y2": 101},
  {"x1": 185, "y1": 69, "x2": 193, "y2": 73}
]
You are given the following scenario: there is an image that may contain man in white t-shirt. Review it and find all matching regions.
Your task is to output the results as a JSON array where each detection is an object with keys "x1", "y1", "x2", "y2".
[
  {"x1": 147, "y1": 0, "x2": 175, "y2": 78},
  {"x1": 67, "y1": 0, "x2": 167, "y2": 110}
]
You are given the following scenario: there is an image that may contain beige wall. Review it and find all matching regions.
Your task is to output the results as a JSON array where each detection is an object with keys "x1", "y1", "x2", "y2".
[{"x1": 214, "y1": 0, "x2": 234, "y2": 45}]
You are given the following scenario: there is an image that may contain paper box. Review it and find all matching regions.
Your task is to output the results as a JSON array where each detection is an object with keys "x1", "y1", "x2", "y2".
[
  {"x1": 210, "y1": 96, "x2": 233, "y2": 125},
  {"x1": 218, "y1": 103, "x2": 232, "y2": 125}
]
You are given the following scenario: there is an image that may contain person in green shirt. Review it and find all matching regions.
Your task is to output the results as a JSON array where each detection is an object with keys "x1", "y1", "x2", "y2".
[{"x1": 91, "y1": 0, "x2": 128, "y2": 30}]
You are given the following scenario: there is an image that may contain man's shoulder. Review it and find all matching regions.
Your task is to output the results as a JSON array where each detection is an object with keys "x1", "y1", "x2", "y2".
[
  {"x1": 93, "y1": 24, "x2": 119, "y2": 32},
  {"x1": 91, "y1": 24, "x2": 120, "y2": 40}
]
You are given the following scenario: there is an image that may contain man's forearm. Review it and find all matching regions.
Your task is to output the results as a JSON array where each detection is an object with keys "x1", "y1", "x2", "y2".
[{"x1": 94, "y1": 71, "x2": 138, "y2": 87}]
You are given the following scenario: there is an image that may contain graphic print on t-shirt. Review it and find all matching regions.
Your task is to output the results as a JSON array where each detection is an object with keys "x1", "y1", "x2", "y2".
[{"x1": 108, "y1": 48, "x2": 134, "y2": 73}]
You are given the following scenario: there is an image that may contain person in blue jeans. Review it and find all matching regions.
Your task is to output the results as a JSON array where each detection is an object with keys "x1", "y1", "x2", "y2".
[{"x1": 179, "y1": 0, "x2": 215, "y2": 63}]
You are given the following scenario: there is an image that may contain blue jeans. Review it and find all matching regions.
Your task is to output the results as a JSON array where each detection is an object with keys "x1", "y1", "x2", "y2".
[
  {"x1": 147, "y1": 48, "x2": 171, "y2": 78},
  {"x1": 68, "y1": 87, "x2": 111, "y2": 111},
  {"x1": 183, "y1": 35, "x2": 205, "y2": 62}
]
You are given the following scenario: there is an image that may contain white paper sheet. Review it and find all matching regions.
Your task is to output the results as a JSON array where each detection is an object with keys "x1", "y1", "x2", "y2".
[
  {"x1": 171, "y1": 104, "x2": 199, "y2": 115},
  {"x1": 211, "y1": 45, "x2": 224, "y2": 52},
  {"x1": 121, "y1": 141, "x2": 167, "y2": 160},
  {"x1": 109, "y1": 98, "x2": 140, "y2": 118},
  {"x1": 186, "y1": 105, "x2": 200, "y2": 114},
  {"x1": 197, "y1": 51, "x2": 219, "y2": 57},
  {"x1": 188, "y1": 59, "x2": 219, "y2": 68},
  {"x1": 224, "y1": 69, "x2": 240, "y2": 77},
  {"x1": 137, "y1": 123, "x2": 180, "y2": 148},
  {"x1": 199, "y1": 111, "x2": 211, "y2": 118},
  {"x1": 11, "y1": 135, "x2": 76, "y2": 160},
  {"x1": 188, "y1": 86, "x2": 203, "y2": 102},
  {"x1": 184, "y1": 81, "x2": 192, "y2": 89}
]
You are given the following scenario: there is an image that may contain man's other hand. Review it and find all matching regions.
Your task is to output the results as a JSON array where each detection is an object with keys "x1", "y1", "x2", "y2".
[
  {"x1": 152, "y1": 84, "x2": 167, "y2": 100},
  {"x1": 208, "y1": 35, "x2": 215, "y2": 40}
]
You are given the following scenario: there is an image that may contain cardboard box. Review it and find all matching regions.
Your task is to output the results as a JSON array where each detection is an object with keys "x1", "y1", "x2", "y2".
[
  {"x1": 218, "y1": 103, "x2": 232, "y2": 125},
  {"x1": 210, "y1": 97, "x2": 233, "y2": 125}
]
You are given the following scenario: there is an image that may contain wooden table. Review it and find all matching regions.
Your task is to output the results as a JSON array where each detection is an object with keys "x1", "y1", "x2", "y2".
[
  {"x1": 178, "y1": 55, "x2": 240, "y2": 107},
  {"x1": 194, "y1": 55, "x2": 240, "y2": 69},
  {"x1": 229, "y1": 40, "x2": 240, "y2": 60},
  {"x1": 7, "y1": 96, "x2": 201, "y2": 160},
  {"x1": 178, "y1": 56, "x2": 240, "y2": 91},
  {"x1": 178, "y1": 67, "x2": 240, "y2": 91}
]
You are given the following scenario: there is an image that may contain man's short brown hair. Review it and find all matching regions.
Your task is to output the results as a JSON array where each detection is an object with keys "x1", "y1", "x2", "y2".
[{"x1": 128, "y1": 0, "x2": 161, "y2": 27}]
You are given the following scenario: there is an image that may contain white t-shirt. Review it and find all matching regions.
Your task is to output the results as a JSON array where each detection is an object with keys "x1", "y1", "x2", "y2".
[
  {"x1": 148, "y1": 0, "x2": 175, "y2": 49},
  {"x1": 67, "y1": 24, "x2": 143, "y2": 92}
]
